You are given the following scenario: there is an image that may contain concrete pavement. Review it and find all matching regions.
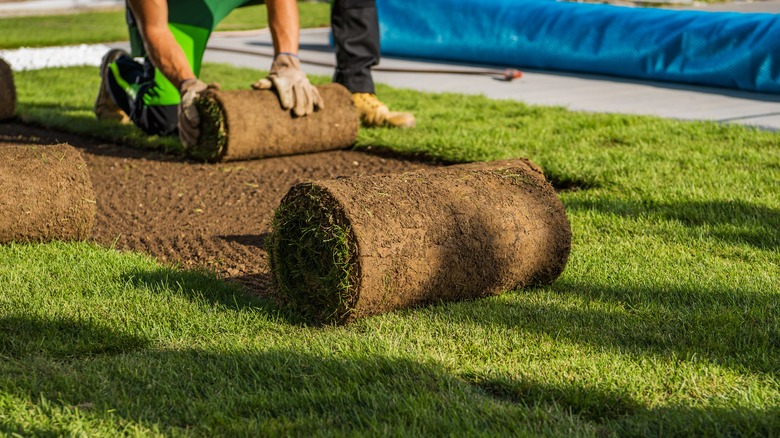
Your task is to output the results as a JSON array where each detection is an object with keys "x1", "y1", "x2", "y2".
[
  {"x1": 203, "y1": 20, "x2": 780, "y2": 131},
  {"x1": 685, "y1": 0, "x2": 780, "y2": 12}
]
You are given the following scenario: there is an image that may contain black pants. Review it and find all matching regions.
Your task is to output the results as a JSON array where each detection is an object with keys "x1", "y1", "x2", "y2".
[
  {"x1": 331, "y1": 0, "x2": 380, "y2": 94},
  {"x1": 108, "y1": 54, "x2": 180, "y2": 136}
]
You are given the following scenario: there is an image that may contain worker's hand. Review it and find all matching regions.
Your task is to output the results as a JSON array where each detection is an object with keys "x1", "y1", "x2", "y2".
[
  {"x1": 178, "y1": 78, "x2": 208, "y2": 149},
  {"x1": 252, "y1": 53, "x2": 323, "y2": 117}
]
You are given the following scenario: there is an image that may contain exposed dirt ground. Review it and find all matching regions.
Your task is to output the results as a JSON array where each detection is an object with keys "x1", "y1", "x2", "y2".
[{"x1": 0, "y1": 121, "x2": 438, "y2": 295}]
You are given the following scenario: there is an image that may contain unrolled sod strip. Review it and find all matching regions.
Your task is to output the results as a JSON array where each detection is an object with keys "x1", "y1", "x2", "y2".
[
  {"x1": 268, "y1": 158, "x2": 572, "y2": 325},
  {"x1": 191, "y1": 84, "x2": 359, "y2": 162},
  {"x1": 0, "y1": 144, "x2": 96, "y2": 243},
  {"x1": 0, "y1": 57, "x2": 16, "y2": 121}
]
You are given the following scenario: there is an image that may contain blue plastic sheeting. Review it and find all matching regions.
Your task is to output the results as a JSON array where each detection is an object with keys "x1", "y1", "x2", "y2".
[{"x1": 377, "y1": 0, "x2": 780, "y2": 93}]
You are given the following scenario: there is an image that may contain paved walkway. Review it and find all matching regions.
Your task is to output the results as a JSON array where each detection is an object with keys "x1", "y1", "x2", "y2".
[
  {"x1": 203, "y1": 17, "x2": 780, "y2": 131},
  {"x1": 5, "y1": 0, "x2": 780, "y2": 130},
  {"x1": 684, "y1": 0, "x2": 780, "y2": 12}
]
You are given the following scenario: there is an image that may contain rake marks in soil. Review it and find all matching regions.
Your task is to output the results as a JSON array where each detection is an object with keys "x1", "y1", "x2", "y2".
[{"x1": 0, "y1": 123, "x2": 436, "y2": 295}]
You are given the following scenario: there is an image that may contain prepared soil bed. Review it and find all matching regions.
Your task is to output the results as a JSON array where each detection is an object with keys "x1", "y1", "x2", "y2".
[
  {"x1": 0, "y1": 57, "x2": 15, "y2": 120},
  {"x1": 0, "y1": 122, "x2": 436, "y2": 293},
  {"x1": 0, "y1": 142, "x2": 95, "y2": 243},
  {"x1": 192, "y1": 84, "x2": 358, "y2": 162},
  {"x1": 269, "y1": 159, "x2": 572, "y2": 324}
]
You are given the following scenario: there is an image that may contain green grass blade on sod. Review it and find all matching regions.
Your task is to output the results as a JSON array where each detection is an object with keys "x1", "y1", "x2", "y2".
[{"x1": 4, "y1": 63, "x2": 780, "y2": 435}]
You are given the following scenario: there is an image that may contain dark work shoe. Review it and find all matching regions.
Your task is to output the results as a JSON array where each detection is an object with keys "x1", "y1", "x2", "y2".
[{"x1": 94, "y1": 48, "x2": 130, "y2": 123}]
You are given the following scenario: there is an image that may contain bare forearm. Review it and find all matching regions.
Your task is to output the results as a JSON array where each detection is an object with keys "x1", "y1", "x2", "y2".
[
  {"x1": 127, "y1": 0, "x2": 195, "y2": 89},
  {"x1": 142, "y1": 28, "x2": 195, "y2": 88},
  {"x1": 266, "y1": 0, "x2": 300, "y2": 55}
]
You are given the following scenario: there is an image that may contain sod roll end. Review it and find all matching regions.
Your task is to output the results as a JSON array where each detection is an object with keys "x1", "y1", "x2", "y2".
[
  {"x1": 191, "y1": 83, "x2": 359, "y2": 162},
  {"x1": 0, "y1": 57, "x2": 16, "y2": 121},
  {"x1": 269, "y1": 158, "x2": 572, "y2": 325},
  {"x1": 0, "y1": 144, "x2": 96, "y2": 243}
]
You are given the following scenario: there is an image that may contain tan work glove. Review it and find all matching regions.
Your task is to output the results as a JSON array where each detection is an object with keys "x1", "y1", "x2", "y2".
[
  {"x1": 178, "y1": 78, "x2": 208, "y2": 149},
  {"x1": 252, "y1": 53, "x2": 323, "y2": 117}
]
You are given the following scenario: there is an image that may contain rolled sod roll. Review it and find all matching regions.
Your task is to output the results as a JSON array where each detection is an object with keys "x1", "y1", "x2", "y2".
[
  {"x1": 0, "y1": 144, "x2": 96, "y2": 243},
  {"x1": 0, "y1": 57, "x2": 16, "y2": 121},
  {"x1": 268, "y1": 158, "x2": 572, "y2": 324},
  {"x1": 191, "y1": 83, "x2": 359, "y2": 162}
]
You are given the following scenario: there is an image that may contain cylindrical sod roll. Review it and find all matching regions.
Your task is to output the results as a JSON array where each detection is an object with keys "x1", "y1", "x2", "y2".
[
  {"x1": 0, "y1": 57, "x2": 16, "y2": 121},
  {"x1": 268, "y1": 158, "x2": 572, "y2": 324},
  {"x1": 191, "y1": 84, "x2": 359, "y2": 162},
  {"x1": 0, "y1": 144, "x2": 96, "y2": 243}
]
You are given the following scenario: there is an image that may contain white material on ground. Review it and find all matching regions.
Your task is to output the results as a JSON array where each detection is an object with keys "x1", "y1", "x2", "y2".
[
  {"x1": 0, "y1": 44, "x2": 112, "y2": 71},
  {"x1": 0, "y1": 0, "x2": 122, "y2": 16}
]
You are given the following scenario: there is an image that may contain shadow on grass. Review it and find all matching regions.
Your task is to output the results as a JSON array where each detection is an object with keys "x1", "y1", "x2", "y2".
[
  {"x1": 0, "y1": 314, "x2": 149, "y2": 359},
  {"x1": 542, "y1": 168, "x2": 600, "y2": 192},
  {"x1": 0, "y1": 346, "x2": 543, "y2": 435},
  {"x1": 463, "y1": 373, "x2": 641, "y2": 423},
  {"x1": 2, "y1": 333, "x2": 777, "y2": 435},
  {"x1": 565, "y1": 197, "x2": 780, "y2": 250},
  {"x1": 121, "y1": 265, "x2": 265, "y2": 307},
  {"x1": 446, "y1": 281, "x2": 779, "y2": 375},
  {"x1": 118, "y1": 264, "x2": 306, "y2": 325},
  {"x1": 0, "y1": 423, "x2": 71, "y2": 438},
  {"x1": 462, "y1": 372, "x2": 780, "y2": 436},
  {"x1": 614, "y1": 404, "x2": 780, "y2": 437}
]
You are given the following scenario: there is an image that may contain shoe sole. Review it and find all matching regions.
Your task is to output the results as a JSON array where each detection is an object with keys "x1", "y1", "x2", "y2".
[{"x1": 94, "y1": 49, "x2": 131, "y2": 121}]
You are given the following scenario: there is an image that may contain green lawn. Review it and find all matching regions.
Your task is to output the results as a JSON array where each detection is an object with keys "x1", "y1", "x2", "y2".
[
  {"x1": 3, "y1": 59, "x2": 780, "y2": 436},
  {"x1": 0, "y1": 1, "x2": 330, "y2": 50}
]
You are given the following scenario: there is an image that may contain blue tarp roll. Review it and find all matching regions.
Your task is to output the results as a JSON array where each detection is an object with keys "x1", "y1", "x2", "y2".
[{"x1": 377, "y1": 0, "x2": 780, "y2": 93}]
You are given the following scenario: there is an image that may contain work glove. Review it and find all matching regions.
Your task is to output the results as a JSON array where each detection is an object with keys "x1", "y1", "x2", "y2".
[
  {"x1": 252, "y1": 53, "x2": 323, "y2": 117},
  {"x1": 178, "y1": 78, "x2": 209, "y2": 149}
]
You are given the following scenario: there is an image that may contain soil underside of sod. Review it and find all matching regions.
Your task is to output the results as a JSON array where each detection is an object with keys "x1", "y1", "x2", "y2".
[
  {"x1": 0, "y1": 121, "x2": 439, "y2": 295},
  {"x1": 0, "y1": 142, "x2": 95, "y2": 243}
]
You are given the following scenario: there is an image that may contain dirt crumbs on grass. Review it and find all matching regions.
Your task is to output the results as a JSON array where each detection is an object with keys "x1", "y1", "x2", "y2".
[{"x1": 0, "y1": 122, "x2": 437, "y2": 294}]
